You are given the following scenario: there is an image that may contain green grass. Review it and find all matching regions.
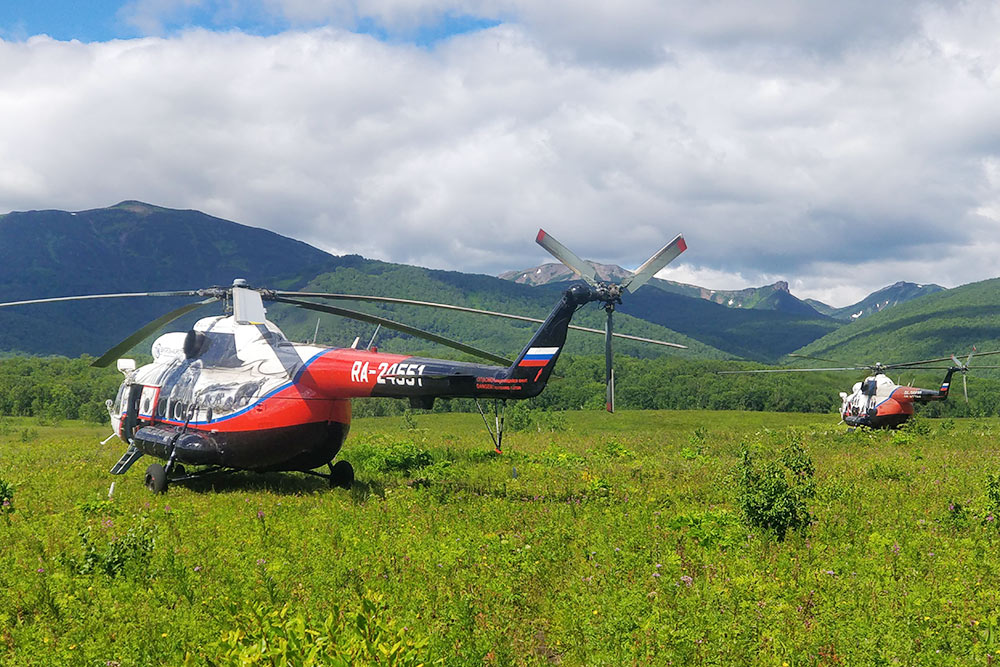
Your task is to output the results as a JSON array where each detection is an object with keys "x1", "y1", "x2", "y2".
[{"x1": 3, "y1": 411, "x2": 1000, "y2": 664}]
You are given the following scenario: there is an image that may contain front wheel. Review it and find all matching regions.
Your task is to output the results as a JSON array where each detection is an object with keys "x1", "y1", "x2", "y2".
[
  {"x1": 329, "y1": 460, "x2": 354, "y2": 490},
  {"x1": 145, "y1": 463, "x2": 167, "y2": 494}
]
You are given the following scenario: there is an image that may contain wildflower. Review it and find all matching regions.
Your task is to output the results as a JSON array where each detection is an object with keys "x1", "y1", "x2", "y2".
[
  {"x1": 892, "y1": 543, "x2": 901, "y2": 555},
  {"x1": 652, "y1": 572, "x2": 661, "y2": 578},
  {"x1": 655, "y1": 563, "x2": 662, "y2": 568},
  {"x1": 825, "y1": 570, "x2": 835, "y2": 575},
  {"x1": 257, "y1": 509, "x2": 265, "y2": 519},
  {"x1": 256, "y1": 558, "x2": 266, "y2": 566},
  {"x1": 164, "y1": 505, "x2": 171, "y2": 514},
  {"x1": 680, "y1": 575, "x2": 693, "y2": 587},
  {"x1": 194, "y1": 565, "x2": 202, "y2": 572},
  {"x1": 36, "y1": 567, "x2": 44, "y2": 573}
]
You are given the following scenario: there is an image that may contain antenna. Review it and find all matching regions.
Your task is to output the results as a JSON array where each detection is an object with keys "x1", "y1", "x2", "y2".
[{"x1": 312, "y1": 318, "x2": 321, "y2": 344}]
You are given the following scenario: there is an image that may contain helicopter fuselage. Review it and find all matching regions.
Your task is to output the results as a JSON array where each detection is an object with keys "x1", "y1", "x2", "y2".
[
  {"x1": 108, "y1": 283, "x2": 591, "y2": 475},
  {"x1": 838, "y1": 370, "x2": 954, "y2": 429}
]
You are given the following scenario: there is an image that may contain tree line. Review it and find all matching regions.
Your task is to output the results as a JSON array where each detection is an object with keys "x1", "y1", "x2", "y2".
[{"x1": 2, "y1": 354, "x2": 997, "y2": 423}]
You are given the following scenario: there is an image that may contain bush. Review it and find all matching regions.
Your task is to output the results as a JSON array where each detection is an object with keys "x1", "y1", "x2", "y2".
[
  {"x1": 63, "y1": 517, "x2": 156, "y2": 578},
  {"x1": 985, "y1": 472, "x2": 1000, "y2": 523},
  {"x1": 352, "y1": 436, "x2": 433, "y2": 474},
  {"x1": 0, "y1": 475, "x2": 13, "y2": 519},
  {"x1": 736, "y1": 440, "x2": 816, "y2": 541}
]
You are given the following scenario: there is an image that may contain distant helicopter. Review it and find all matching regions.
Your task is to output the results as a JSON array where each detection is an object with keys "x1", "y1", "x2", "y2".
[
  {"x1": 0, "y1": 229, "x2": 686, "y2": 492},
  {"x1": 723, "y1": 351, "x2": 1000, "y2": 429}
]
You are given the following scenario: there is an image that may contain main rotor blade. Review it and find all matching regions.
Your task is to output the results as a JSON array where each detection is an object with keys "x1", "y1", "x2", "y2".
[
  {"x1": 535, "y1": 229, "x2": 598, "y2": 285},
  {"x1": 884, "y1": 350, "x2": 1000, "y2": 369},
  {"x1": 624, "y1": 234, "x2": 687, "y2": 293},
  {"x1": 0, "y1": 290, "x2": 203, "y2": 309},
  {"x1": 788, "y1": 353, "x2": 855, "y2": 365},
  {"x1": 271, "y1": 291, "x2": 687, "y2": 349},
  {"x1": 273, "y1": 296, "x2": 513, "y2": 366},
  {"x1": 91, "y1": 297, "x2": 219, "y2": 367},
  {"x1": 719, "y1": 366, "x2": 869, "y2": 374}
]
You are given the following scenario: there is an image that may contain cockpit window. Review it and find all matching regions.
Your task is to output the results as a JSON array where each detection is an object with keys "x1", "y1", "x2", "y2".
[{"x1": 196, "y1": 332, "x2": 241, "y2": 367}]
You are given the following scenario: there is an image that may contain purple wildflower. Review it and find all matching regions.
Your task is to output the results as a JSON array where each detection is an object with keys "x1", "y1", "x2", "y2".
[{"x1": 680, "y1": 575, "x2": 693, "y2": 587}]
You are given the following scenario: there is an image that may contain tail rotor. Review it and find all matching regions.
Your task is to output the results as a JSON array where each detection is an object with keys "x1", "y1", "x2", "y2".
[{"x1": 535, "y1": 229, "x2": 686, "y2": 412}]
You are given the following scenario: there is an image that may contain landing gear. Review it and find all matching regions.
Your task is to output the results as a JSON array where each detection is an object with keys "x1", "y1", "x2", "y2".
[
  {"x1": 476, "y1": 398, "x2": 506, "y2": 454},
  {"x1": 328, "y1": 460, "x2": 354, "y2": 489},
  {"x1": 144, "y1": 463, "x2": 167, "y2": 494}
]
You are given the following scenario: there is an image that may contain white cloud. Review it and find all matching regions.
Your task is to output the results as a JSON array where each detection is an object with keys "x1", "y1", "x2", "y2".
[{"x1": 2, "y1": 1, "x2": 1000, "y2": 308}]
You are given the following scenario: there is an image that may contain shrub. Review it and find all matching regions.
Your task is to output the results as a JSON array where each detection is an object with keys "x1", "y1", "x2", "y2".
[
  {"x1": 352, "y1": 436, "x2": 433, "y2": 474},
  {"x1": 985, "y1": 472, "x2": 1000, "y2": 523},
  {"x1": 0, "y1": 475, "x2": 13, "y2": 519},
  {"x1": 736, "y1": 440, "x2": 815, "y2": 541},
  {"x1": 64, "y1": 517, "x2": 156, "y2": 578}
]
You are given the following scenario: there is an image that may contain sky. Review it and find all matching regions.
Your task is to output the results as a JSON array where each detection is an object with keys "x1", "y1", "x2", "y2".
[{"x1": 2, "y1": 1, "x2": 999, "y2": 307}]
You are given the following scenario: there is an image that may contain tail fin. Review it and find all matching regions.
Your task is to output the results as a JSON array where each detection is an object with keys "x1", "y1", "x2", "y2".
[{"x1": 504, "y1": 284, "x2": 596, "y2": 396}]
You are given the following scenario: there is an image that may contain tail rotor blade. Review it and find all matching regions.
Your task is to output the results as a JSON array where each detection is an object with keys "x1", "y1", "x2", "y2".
[
  {"x1": 536, "y1": 229, "x2": 598, "y2": 285},
  {"x1": 624, "y1": 234, "x2": 687, "y2": 293},
  {"x1": 964, "y1": 373, "x2": 969, "y2": 402}
]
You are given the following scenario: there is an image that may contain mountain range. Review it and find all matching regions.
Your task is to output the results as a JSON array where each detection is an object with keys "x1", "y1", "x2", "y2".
[
  {"x1": 0, "y1": 201, "x2": 987, "y2": 365},
  {"x1": 501, "y1": 261, "x2": 943, "y2": 321}
]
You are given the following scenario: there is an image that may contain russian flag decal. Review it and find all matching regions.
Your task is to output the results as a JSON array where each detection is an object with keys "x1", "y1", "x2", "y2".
[{"x1": 519, "y1": 346, "x2": 559, "y2": 367}]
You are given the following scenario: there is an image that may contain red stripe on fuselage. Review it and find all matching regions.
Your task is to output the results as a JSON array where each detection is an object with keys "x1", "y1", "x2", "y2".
[
  {"x1": 150, "y1": 348, "x2": 417, "y2": 435},
  {"x1": 157, "y1": 385, "x2": 352, "y2": 434},
  {"x1": 297, "y1": 348, "x2": 412, "y2": 397}
]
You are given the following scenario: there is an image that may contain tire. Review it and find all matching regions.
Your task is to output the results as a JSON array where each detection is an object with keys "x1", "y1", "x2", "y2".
[
  {"x1": 330, "y1": 460, "x2": 354, "y2": 490},
  {"x1": 145, "y1": 463, "x2": 167, "y2": 494}
]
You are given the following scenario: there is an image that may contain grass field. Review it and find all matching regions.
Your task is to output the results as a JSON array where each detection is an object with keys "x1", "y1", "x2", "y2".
[{"x1": 3, "y1": 410, "x2": 1000, "y2": 665}]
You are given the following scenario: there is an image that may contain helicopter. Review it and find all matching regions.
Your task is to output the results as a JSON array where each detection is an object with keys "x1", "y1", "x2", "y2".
[
  {"x1": 0, "y1": 229, "x2": 687, "y2": 492},
  {"x1": 722, "y1": 351, "x2": 1000, "y2": 429}
]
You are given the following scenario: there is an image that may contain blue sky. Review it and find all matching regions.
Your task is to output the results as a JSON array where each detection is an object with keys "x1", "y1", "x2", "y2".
[
  {"x1": 0, "y1": 1, "x2": 499, "y2": 44},
  {"x1": 2, "y1": 0, "x2": 143, "y2": 41},
  {"x1": 2, "y1": 1, "x2": 1000, "y2": 306}
]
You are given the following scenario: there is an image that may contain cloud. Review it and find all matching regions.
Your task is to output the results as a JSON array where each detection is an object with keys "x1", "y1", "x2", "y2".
[{"x1": 2, "y1": 1, "x2": 1000, "y2": 307}]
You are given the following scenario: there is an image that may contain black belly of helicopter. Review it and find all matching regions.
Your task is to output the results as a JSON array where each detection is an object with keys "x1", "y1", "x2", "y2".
[
  {"x1": 843, "y1": 412, "x2": 910, "y2": 429},
  {"x1": 131, "y1": 421, "x2": 350, "y2": 472}
]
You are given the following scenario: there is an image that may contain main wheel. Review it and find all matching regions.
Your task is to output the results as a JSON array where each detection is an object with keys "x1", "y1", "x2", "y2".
[
  {"x1": 330, "y1": 460, "x2": 354, "y2": 490},
  {"x1": 145, "y1": 463, "x2": 167, "y2": 494}
]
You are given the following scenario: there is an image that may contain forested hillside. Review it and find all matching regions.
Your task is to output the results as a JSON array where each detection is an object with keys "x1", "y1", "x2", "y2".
[{"x1": 793, "y1": 277, "x2": 1000, "y2": 367}]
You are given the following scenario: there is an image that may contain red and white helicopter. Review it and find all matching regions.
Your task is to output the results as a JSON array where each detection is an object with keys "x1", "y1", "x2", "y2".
[
  {"x1": 724, "y1": 351, "x2": 1000, "y2": 429},
  {"x1": 0, "y1": 229, "x2": 686, "y2": 492}
]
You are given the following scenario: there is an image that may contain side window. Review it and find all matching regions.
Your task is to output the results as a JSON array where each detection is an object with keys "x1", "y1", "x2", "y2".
[{"x1": 116, "y1": 382, "x2": 129, "y2": 416}]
